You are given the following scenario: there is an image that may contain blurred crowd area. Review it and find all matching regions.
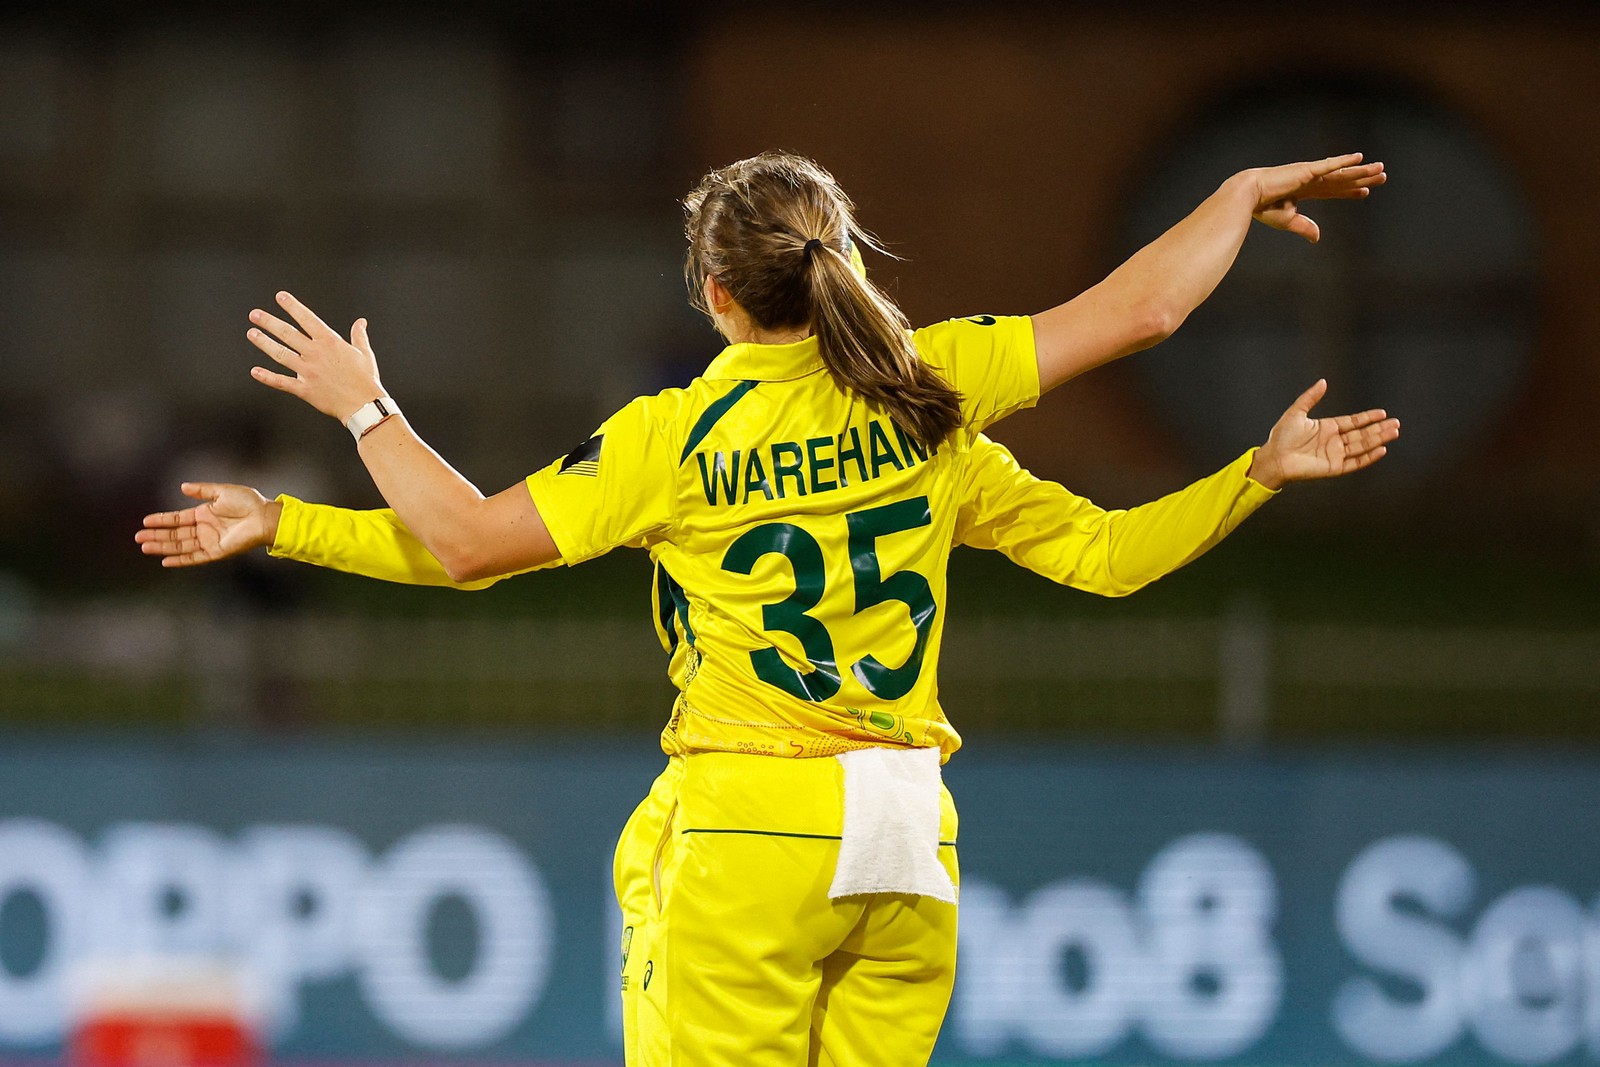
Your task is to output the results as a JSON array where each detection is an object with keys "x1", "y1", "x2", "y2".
[{"x1": 1, "y1": 2, "x2": 1597, "y2": 740}]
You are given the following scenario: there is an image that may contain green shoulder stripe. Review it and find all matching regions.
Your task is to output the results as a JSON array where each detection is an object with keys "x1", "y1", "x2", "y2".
[{"x1": 679, "y1": 379, "x2": 758, "y2": 465}]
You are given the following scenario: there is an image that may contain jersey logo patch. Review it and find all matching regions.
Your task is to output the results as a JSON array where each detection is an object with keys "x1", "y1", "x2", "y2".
[{"x1": 558, "y1": 434, "x2": 603, "y2": 476}]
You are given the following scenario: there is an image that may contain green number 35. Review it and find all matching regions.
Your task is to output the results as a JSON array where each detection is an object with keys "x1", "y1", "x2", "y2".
[{"x1": 720, "y1": 496, "x2": 937, "y2": 703}]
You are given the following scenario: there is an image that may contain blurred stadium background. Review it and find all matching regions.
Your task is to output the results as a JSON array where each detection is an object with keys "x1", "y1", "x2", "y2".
[{"x1": 1, "y1": 2, "x2": 1598, "y2": 1065}]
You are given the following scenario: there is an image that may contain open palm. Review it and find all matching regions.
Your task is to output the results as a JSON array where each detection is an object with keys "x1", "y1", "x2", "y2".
[
  {"x1": 136, "y1": 482, "x2": 274, "y2": 567},
  {"x1": 1252, "y1": 380, "x2": 1400, "y2": 489}
]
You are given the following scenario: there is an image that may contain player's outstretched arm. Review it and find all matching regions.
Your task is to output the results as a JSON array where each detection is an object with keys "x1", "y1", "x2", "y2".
[
  {"x1": 137, "y1": 482, "x2": 279, "y2": 567},
  {"x1": 138, "y1": 484, "x2": 528, "y2": 588},
  {"x1": 956, "y1": 381, "x2": 1398, "y2": 594},
  {"x1": 1031, "y1": 155, "x2": 1386, "y2": 394},
  {"x1": 245, "y1": 291, "x2": 561, "y2": 583}
]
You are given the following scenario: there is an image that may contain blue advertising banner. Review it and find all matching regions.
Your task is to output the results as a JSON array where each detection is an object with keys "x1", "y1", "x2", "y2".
[{"x1": 0, "y1": 740, "x2": 1596, "y2": 1065}]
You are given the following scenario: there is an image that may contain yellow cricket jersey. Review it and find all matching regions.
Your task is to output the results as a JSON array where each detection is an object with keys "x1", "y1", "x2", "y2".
[
  {"x1": 269, "y1": 321, "x2": 1278, "y2": 760},
  {"x1": 952, "y1": 439, "x2": 1274, "y2": 595},
  {"x1": 521, "y1": 315, "x2": 1038, "y2": 760}
]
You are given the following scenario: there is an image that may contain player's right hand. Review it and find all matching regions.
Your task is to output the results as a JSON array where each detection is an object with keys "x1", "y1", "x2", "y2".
[
  {"x1": 136, "y1": 482, "x2": 279, "y2": 567},
  {"x1": 1248, "y1": 153, "x2": 1386, "y2": 244}
]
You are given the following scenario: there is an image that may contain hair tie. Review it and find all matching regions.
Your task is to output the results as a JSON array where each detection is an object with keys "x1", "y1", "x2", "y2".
[{"x1": 803, "y1": 238, "x2": 823, "y2": 255}]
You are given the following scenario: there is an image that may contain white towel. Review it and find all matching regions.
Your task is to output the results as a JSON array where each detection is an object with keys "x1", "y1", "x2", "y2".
[{"x1": 828, "y1": 745, "x2": 957, "y2": 903}]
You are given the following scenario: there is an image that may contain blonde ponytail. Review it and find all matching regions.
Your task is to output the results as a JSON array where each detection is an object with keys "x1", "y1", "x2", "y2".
[
  {"x1": 684, "y1": 152, "x2": 963, "y2": 452},
  {"x1": 805, "y1": 241, "x2": 961, "y2": 452}
]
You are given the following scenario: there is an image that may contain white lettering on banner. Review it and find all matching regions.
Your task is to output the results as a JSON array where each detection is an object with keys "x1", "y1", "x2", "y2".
[
  {"x1": 1334, "y1": 835, "x2": 1600, "y2": 1064},
  {"x1": 1333, "y1": 835, "x2": 1474, "y2": 1060},
  {"x1": 1585, "y1": 898, "x2": 1600, "y2": 1055},
  {"x1": 0, "y1": 820, "x2": 90, "y2": 1044},
  {"x1": 955, "y1": 833, "x2": 1282, "y2": 1061},
  {"x1": 1020, "y1": 879, "x2": 1142, "y2": 1057},
  {"x1": 1138, "y1": 833, "x2": 1283, "y2": 1058},
  {"x1": 92, "y1": 824, "x2": 230, "y2": 958},
  {"x1": 1464, "y1": 887, "x2": 1587, "y2": 1063},
  {"x1": 230, "y1": 825, "x2": 371, "y2": 1037},
  {"x1": 357, "y1": 825, "x2": 552, "y2": 1048},
  {"x1": 0, "y1": 819, "x2": 551, "y2": 1050}
]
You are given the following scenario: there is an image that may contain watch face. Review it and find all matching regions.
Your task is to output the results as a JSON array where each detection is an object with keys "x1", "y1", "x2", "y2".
[{"x1": 1121, "y1": 79, "x2": 1536, "y2": 483}]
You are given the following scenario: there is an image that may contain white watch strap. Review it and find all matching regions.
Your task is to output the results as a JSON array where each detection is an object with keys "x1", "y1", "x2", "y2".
[{"x1": 346, "y1": 397, "x2": 399, "y2": 441}]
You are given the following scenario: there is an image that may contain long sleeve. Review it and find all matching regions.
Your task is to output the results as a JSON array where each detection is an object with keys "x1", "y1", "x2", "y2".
[
  {"x1": 267, "y1": 495, "x2": 559, "y2": 590},
  {"x1": 953, "y1": 438, "x2": 1277, "y2": 597}
]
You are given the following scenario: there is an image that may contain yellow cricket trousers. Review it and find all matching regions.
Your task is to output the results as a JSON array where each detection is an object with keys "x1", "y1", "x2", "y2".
[{"x1": 613, "y1": 751, "x2": 961, "y2": 1066}]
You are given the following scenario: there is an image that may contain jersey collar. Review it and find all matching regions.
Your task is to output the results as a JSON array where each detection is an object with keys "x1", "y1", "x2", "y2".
[{"x1": 703, "y1": 336, "x2": 826, "y2": 382}]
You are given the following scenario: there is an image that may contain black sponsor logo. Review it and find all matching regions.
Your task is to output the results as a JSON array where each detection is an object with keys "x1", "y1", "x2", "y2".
[{"x1": 559, "y1": 434, "x2": 603, "y2": 476}]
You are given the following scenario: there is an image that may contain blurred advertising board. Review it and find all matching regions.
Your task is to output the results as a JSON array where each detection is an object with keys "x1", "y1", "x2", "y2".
[{"x1": 0, "y1": 740, "x2": 1596, "y2": 1066}]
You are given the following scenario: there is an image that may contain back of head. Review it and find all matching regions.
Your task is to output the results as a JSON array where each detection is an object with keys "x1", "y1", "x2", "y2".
[{"x1": 683, "y1": 152, "x2": 962, "y2": 452}]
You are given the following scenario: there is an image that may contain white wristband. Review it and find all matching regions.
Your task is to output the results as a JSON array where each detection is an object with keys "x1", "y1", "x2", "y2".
[{"x1": 346, "y1": 397, "x2": 399, "y2": 441}]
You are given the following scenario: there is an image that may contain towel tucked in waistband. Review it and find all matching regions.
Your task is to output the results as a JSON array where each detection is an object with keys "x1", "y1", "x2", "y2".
[{"x1": 827, "y1": 745, "x2": 957, "y2": 903}]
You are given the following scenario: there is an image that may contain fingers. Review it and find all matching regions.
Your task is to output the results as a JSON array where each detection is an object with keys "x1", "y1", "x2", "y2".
[
  {"x1": 1291, "y1": 378, "x2": 1328, "y2": 415},
  {"x1": 1329, "y1": 411, "x2": 1400, "y2": 440},
  {"x1": 1258, "y1": 203, "x2": 1323, "y2": 241},
  {"x1": 1317, "y1": 152, "x2": 1366, "y2": 174},
  {"x1": 250, "y1": 365, "x2": 305, "y2": 396},
  {"x1": 181, "y1": 481, "x2": 222, "y2": 502},
  {"x1": 246, "y1": 323, "x2": 305, "y2": 369},
  {"x1": 1342, "y1": 417, "x2": 1401, "y2": 456},
  {"x1": 352, "y1": 317, "x2": 373, "y2": 358},
  {"x1": 1321, "y1": 165, "x2": 1387, "y2": 199},
  {"x1": 134, "y1": 526, "x2": 219, "y2": 566},
  {"x1": 1327, "y1": 179, "x2": 1383, "y2": 199},
  {"x1": 1298, "y1": 161, "x2": 1385, "y2": 204},
  {"x1": 276, "y1": 290, "x2": 338, "y2": 341},
  {"x1": 1344, "y1": 167, "x2": 1387, "y2": 189},
  {"x1": 136, "y1": 529, "x2": 200, "y2": 554},
  {"x1": 137, "y1": 530, "x2": 218, "y2": 567},
  {"x1": 140, "y1": 506, "x2": 197, "y2": 529},
  {"x1": 161, "y1": 550, "x2": 217, "y2": 568},
  {"x1": 1328, "y1": 417, "x2": 1400, "y2": 482},
  {"x1": 1340, "y1": 445, "x2": 1388, "y2": 474},
  {"x1": 1329, "y1": 407, "x2": 1387, "y2": 432},
  {"x1": 247, "y1": 308, "x2": 310, "y2": 357},
  {"x1": 1308, "y1": 152, "x2": 1365, "y2": 177},
  {"x1": 1324, "y1": 162, "x2": 1385, "y2": 183},
  {"x1": 1339, "y1": 419, "x2": 1399, "y2": 472},
  {"x1": 1286, "y1": 213, "x2": 1321, "y2": 243}
]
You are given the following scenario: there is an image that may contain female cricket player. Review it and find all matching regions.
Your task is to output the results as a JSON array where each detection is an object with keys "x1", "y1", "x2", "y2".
[{"x1": 140, "y1": 151, "x2": 1392, "y2": 1064}]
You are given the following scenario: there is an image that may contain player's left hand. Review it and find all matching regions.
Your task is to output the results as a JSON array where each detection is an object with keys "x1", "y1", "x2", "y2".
[
  {"x1": 246, "y1": 291, "x2": 385, "y2": 423},
  {"x1": 1248, "y1": 379, "x2": 1400, "y2": 490}
]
